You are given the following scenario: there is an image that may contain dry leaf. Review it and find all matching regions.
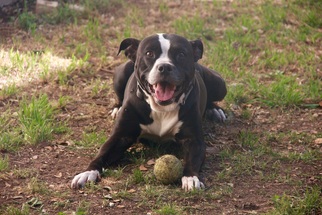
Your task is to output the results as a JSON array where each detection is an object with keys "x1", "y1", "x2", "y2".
[
  {"x1": 314, "y1": 138, "x2": 322, "y2": 145},
  {"x1": 139, "y1": 165, "x2": 148, "y2": 171},
  {"x1": 147, "y1": 159, "x2": 155, "y2": 166},
  {"x1": 128, "y1": 189, "x2": 136, "y2": 193},
  {"x1": 54, "y1": 172, "x2": 62, "y2": 178}
]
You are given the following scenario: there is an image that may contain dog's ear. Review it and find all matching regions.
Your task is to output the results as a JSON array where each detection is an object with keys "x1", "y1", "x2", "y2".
[
  {"x1": 117, "y1": 38, "x2": 140, "y2": 62},
  {"x1": 190, "y1": 39, "x2": 203, "y2": 62}
]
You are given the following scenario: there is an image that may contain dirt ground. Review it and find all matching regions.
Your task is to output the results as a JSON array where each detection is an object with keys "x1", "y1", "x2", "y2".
[{"x1": 0, "y1": 1, "x2": 321, "y2": 214}]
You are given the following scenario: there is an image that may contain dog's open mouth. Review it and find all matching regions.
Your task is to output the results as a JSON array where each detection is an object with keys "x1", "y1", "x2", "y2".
[{"x1": 149, "y1": 82, "x2": 177, "y2": 102}]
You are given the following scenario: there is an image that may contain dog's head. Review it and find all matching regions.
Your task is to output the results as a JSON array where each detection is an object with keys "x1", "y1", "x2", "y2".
[{"x1": 118, "y1": 33, "x2": 203, "y2": 111}]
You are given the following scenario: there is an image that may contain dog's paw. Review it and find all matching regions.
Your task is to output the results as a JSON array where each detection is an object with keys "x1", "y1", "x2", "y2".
[
  {"x1": 181, "y1": 176, "x2": 205, "y2": 191},
  {"x1": 110, "y1": 107, "x2": 122, "y2": 119},
  {"x1": 71, "y1": 170, "x2": 100, "y2": 189},
  {"x1": 206, "y1": 108, "x2": 226, "y2": 123}
]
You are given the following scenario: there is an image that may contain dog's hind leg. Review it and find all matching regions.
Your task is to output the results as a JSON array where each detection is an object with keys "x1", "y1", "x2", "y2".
[
  {"x1": 111, "y1": 61, "x2": 134, "y2": 118},
  {"x1": 196, "y1": 64, "x2": 227, "y2": 122}
]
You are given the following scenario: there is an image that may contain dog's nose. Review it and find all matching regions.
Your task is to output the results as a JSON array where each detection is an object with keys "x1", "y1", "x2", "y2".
[{"x1": 157, "y1": 64, "x2": 173, "y2": 74}]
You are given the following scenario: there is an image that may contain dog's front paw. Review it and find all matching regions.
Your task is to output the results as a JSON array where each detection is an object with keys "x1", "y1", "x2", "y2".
[
  {"x1": 71, "y1": 170, "x2": 100, "y2": 189},
  {"x1": 206, "y1": 108, "x2": 226, "y2": 123},
  {"x1": 181, "y1": 176, "x2": 205, "y2": 191}
]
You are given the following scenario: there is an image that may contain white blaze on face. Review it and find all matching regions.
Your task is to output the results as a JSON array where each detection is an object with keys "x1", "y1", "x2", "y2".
[{"x1": 147, "y1": 34, "x2": 172, "y2": 85}]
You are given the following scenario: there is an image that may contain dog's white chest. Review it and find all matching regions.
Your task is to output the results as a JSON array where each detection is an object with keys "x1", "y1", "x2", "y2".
[{"x1": 140, "y1": 109, "x2": 183, "y2": 138}]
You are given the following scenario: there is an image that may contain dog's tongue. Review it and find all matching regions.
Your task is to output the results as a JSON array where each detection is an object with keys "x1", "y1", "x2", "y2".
[{"x1": 153, "y1": 83, "x2": 176, "y2": 101}]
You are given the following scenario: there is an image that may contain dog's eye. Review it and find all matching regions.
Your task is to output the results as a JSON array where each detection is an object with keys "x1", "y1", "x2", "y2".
[
  {"x1": 146, "y1": 51, "x2": 154, "y2": 58},
  {"x1": 177, "y1": 52, "x2": 185, "y2": 60}
]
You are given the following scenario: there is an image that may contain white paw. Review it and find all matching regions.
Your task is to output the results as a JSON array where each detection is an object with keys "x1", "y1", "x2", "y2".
[
  {"x1": 71, "y1": 170, "x2": 100, "y2": 189},
  {"x1": 181, "y1": 176, "x2": 205, "y2": 191},
  {"x1": 110, "y1": 107, "x2": 122, "y2": 119}
]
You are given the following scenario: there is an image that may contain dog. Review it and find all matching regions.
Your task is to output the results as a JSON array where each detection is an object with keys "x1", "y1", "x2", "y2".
[{"x1": 71, "y1": 33, "x2": 227, "y2": 191}]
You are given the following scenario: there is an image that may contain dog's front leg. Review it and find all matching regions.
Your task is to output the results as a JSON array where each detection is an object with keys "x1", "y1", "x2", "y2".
[
  {"x1": 71, "y1": 130, "x2": 139, "y2": 189},
  {"x1": 179, "y1": 137, "x2": 206, "y2": 191}
]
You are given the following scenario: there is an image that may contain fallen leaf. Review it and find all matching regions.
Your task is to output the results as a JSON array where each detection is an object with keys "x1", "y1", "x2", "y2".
[
  {"x1": 314, "y1": 138, "x2": 322, "y2": 145},
  {"x1": 54, "y1": 172, "x2": 62, "y2": 178},
  {"x1": 147, "y1": 159, "x2": 155, "y2": 166},
  {"x1": 139, "y1": 165, "x2": 148, "y2": 171},
  {"x1": 117, "y1": 205, "x2": 125, "y2": 208},
  {"x1": 128, "y1": 189, "x2": 136, "y2": 193}
]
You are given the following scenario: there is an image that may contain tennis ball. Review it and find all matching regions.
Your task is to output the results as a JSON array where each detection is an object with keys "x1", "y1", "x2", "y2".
[{"x1": 153, "y1": 154, "x2": 183, "y2": 184}]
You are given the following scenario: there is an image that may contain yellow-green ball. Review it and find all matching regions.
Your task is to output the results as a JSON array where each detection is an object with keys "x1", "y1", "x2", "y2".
[{"x1": 153, "y1": 154, "x2": 183, "y2": 184}]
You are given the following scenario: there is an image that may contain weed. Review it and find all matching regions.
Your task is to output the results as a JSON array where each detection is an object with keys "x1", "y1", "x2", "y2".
[
  {"x1": 259, "y1": 73, "x2": 303, "y2": 107},
  {"x1": 159, "y1": 2, "x2": 169, "y2": 14},
  {"x1": 89, "y1": 78, "x2": 110, "y2": 97},
  {"x1": 287, "y1": 150, "x2": 319, "y2": 163},
  {"x1": 0, "y1": 130, "x2": 23, "y2": 152},
  {"x1": 18, "y1": 11, "x2": 37, "y2": 32},
  {"x1": 27, "y1": 177, "x2": 49, "y2": 194},
  {"x1": 131, "y1": 168, "x2": 145, "y2": 184},
  {"x1": 75, "y1": 200, "x2": 90, "y2": 215},
  {"x1": 0, "y1": 83, "x2": 19, "y2": 99},
  {"x1": 304, "y1": 10, "x2": 322, "y2": 28},
  {"x1": 82, "y1": 0, "x2": 123, "y2": 14},
  {"x1": 225, "y1": 83, "x2": 249, "y2": 105},
  {"x1": 0, "y1": 112, "x2": 23, "y2": 151},
  {"x1": 19, "y1": 94, "x2": 55, "y2": 144},
  {"x1": 43, "y1": 4, "x2": 78, "y2": 25},
  {"x1": 0, "y1": 155, "x2": 9, "y2": 172},
  {"x1": 102, "y1": 167, "x2": 124, "y2": 179},
  {"x1": 0, "y1": 205, "x2": 30, "y2": 215},
  {"x1": 57, "y1": 95, "x2": 71, "y2": 109},
  {"x1": 76, "y1": 131, "x2": 106, "y2": 148},
  {"x1": 12, "y1": 168, "x2": 37, "y2": 179},
  {"x1": 173, "y1": 15, "x2": 206, "y2": 38},
  {"x1": 260, "y1": 2, "x2": 286, "y2": 30},
  {"x1": 155, "y1": 203, "x2": 181, "y2": 215},
  {"x1": 238, "y1": 130, "x2": 259, "y2": 150},
  {"x1": 269, "y1": 187, "x2": 322, "y2": 215}
]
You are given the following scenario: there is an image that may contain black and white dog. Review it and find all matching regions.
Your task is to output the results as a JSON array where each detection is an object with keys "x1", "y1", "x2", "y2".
[{"x1": 71, "y1": 33, "x2": 227, "y2": 191}]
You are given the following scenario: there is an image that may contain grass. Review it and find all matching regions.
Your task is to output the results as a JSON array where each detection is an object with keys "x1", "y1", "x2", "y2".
[
  {"x1": 19, "y1": 95, "x2": 56, "y2": 144},
  {"x1": 0, "y1": 0, "x2": 321, "y2": 214},
  {"x1": 0, "y1": 155, "x2": 9, "y2": 172},
  {"x1": 0, "y1": 83, "x2": 19, "y2": 99},
  {"x1": 268, "y1": 187, "x2": 322, "y2": 215},
  {"x1": 76, "y1": 131, "x2": 106, "y2": 148},
  {"x1": 155, "y1": 203, "x2": 181, "y2": 215},
  {"x1": 1, "y1": 205, "x2": 30, "y2": 215},
  {"x1": 27, "y1": 177, "x2": 49, "y2": 195}
]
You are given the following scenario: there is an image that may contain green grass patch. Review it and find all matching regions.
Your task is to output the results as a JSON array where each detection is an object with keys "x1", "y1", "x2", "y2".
[
  {"x1": 155, "y1": 203, "x2": 182, "y2": 215},
  {"x1": 0, "y1": 83, "x2": 19, "y2": 99},
  {"x1": 258, "y1": 73, "x2": 304, "y2": 107},
  {"x1": 76, "y1": 131, "x2": 106, "y2": 148},
  {"x1": 19, "y1": 94, "x2": 66, "y2": 144},
  {"x1": 0, "y1": 155, "x2": 9, "y2": 172},
  {"x1": 27, "y1": 177, "x2": 49, "y2": 195},
  {"x1": 0, "y1": 205, "x2": 30, "y2": 215},
  {"x1": 269, "y1": 187, "x2": 322, "y2": 215},
  {"x1": 172, "y1": 15, "x2": 208, "y2": 39}
]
